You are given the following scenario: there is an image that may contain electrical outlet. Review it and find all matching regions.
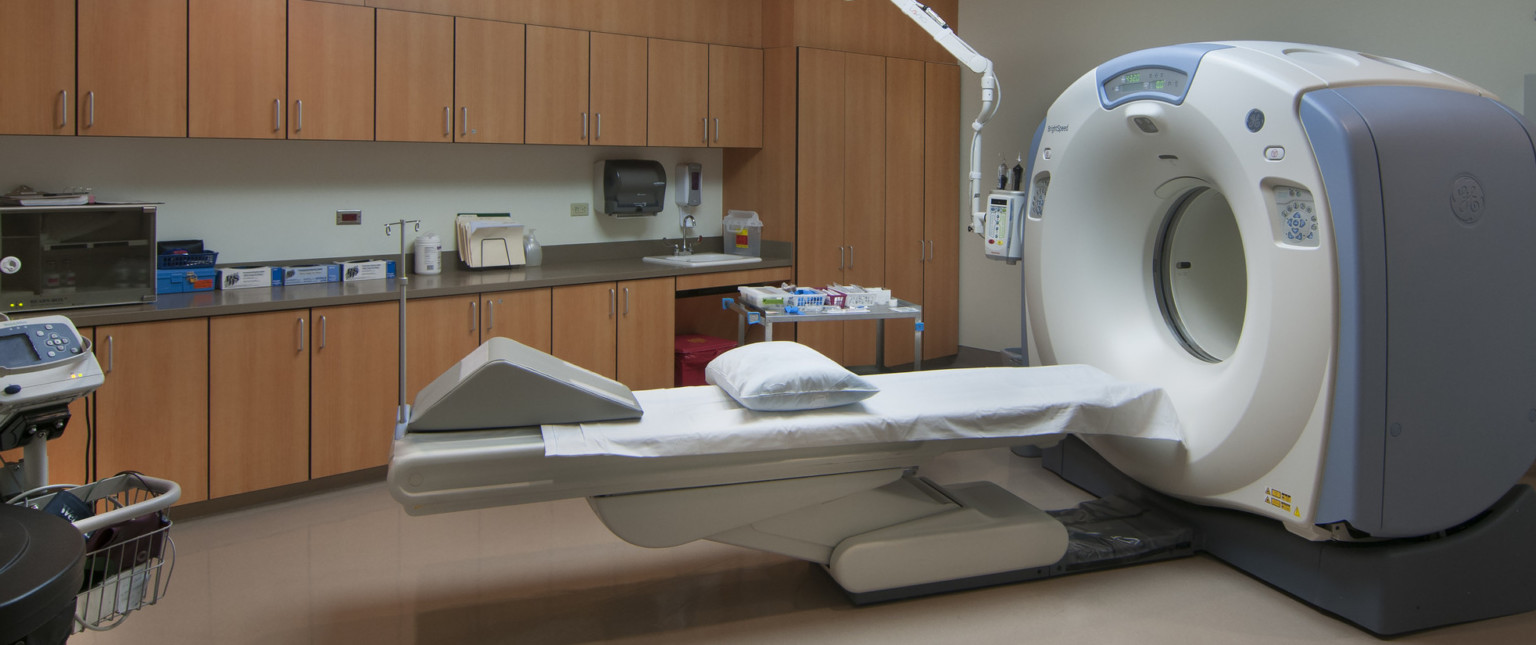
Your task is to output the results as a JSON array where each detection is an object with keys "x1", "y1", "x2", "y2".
[
  {"x1": 336, "y1": 209, "x2": 362, "y2": 225},
  {"x1": 570, "y1": 203, "x2": 590, "y2": 217}
]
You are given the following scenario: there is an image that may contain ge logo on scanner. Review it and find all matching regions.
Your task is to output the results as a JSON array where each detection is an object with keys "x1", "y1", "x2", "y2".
[{"x1": 1450, "y1": 174, "x2": 1485, "y2": 225}]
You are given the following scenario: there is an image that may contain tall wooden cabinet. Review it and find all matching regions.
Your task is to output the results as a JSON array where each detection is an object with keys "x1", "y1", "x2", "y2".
[
  {"x1": 310, "y1": 301, "x2": 398, "y2": 478},
  {"x1": 209, "y1": 310, "x2": 309, "y2": 497},
  {"x1": 288, "y1": 0, "x2": 374, "y2": 141},
  {"x1": 455, "y1": 18, "x2": 525, "y2": 144},
  {"x1": 921, "y1": 62, "x2": 961, "y2": 360},
  {"x1": 77, "y1": 0, "x2": 187, "y2": 138},
  {"x1": 882, "y1": 58, "x2": 928, "y2": 367},
  {"x1": 796, "y1": 49, "x2": 886, "y2": 365},
  {"x1": 189, "y1": 0, "x2": 287, "y2": 139},
  {"x1": 94, "y1": 319, "x2": 209, "y2": 504},
  {"x1": 0, "y1": 0, "x2": 74, "y2": 136}
]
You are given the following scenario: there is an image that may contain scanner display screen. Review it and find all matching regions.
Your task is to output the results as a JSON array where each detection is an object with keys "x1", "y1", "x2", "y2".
[{"x1": 0, "y1": 334, "x2": 38, "y2": 367}]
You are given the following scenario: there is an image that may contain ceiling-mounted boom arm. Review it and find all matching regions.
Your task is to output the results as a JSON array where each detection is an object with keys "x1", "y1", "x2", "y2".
[{"x1": 890, "y1": 0, "x2": 999, "y2": 235}]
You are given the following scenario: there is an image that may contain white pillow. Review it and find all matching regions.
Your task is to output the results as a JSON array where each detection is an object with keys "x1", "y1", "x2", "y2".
[{"x1": 705, "y1": 341, "x2": 880, "y2": 411}]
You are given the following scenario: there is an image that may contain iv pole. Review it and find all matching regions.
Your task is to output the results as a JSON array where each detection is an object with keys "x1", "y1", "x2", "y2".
[
  {"x1": 385, "y1": 219, "x2": 420, "y2": 425},
  {"x1": 889, "y1": 0, "x2": 999, "y2": 235}
]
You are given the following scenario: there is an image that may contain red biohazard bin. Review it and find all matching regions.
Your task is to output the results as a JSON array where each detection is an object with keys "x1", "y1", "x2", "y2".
[{"x1": 674, "y1": 334, "x2": 738, "y2": 386}]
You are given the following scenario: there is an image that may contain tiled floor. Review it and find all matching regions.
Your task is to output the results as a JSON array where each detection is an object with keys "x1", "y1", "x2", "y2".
[{"x1": 69, "y1": 349, "x2": 1536, "y2": 644}]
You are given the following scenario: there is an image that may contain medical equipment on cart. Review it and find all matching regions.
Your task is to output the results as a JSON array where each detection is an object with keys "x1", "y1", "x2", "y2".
[
  {"x1": 0, "y1": 314, "x2": 182, "y2": 633},
  {"x1": 1023, "y1": 41, "x2": 1536, "y2": 633}
]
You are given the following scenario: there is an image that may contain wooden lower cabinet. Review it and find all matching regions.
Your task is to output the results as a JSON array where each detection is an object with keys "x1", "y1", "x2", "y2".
[
  {"x1": 406, "y1": 295, "x2": 481, "y2": 406},
  {"x1": 311, "y1": 301, "x2": 399, "y2": 479},
  {"x1": 552, "y1": 278, "x2": 672, "y2": 390},
  {"x1": 481, "y1": 288, "x2": 552, "y2": 353},
  {"x1": 0, "y1": 327, "x2": 92, "y2": 487},
  {"x1": 95, "y1": 319, "x2": 209, "y2": 504},
  {"x1": 209, "y1": 310, "x2": 309, "y2": 498}
]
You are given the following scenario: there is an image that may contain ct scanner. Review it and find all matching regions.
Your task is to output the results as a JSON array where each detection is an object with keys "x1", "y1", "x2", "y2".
[{"x1": 386, "y1": 41, "x2": 1536, "y2": 636}]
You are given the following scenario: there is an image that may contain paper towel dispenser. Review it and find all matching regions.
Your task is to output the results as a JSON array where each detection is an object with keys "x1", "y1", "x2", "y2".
[{"x1": 594, "y1": 160, "x2": 667, "y2": 217}]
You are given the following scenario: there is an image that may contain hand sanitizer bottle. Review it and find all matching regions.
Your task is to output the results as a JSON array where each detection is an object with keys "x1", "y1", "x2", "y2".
[{"x1": 523, "y1": 229, "x2": 543, "y2": 267}]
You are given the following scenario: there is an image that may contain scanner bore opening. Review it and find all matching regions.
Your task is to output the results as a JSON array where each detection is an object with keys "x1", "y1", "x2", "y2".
[{"x1": 1153, "y1": 187, "x2": 1248, "y2": 363}]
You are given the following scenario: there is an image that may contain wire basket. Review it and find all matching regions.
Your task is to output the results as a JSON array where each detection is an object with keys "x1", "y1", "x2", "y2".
[
  {"x1": 12, "y1": 473, "x2": 180, "y2": 632},
  {"x1": 157, "y1": 251, "x2": 218, "y2": 270}
]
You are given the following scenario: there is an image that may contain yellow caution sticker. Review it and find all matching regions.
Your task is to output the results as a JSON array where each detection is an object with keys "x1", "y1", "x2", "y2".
[{"x1": 1264, "y1": 487, "x2": 1298, "y2": 515}]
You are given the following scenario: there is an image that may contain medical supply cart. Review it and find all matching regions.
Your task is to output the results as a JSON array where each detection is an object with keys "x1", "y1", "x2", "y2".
[{"x1": 723, "y1": 298, "x2": 925, "y2": 370}]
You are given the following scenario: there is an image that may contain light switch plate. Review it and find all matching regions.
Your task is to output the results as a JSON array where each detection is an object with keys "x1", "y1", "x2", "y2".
[
  {"x1": 336, "y1": 209, "x2": 362, "y2": 225},
  {"x1": 570, "y1": 203, "x2": 590, "y2": 217}
]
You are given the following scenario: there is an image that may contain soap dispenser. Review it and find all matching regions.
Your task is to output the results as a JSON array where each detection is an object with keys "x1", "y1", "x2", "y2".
[{"x1": 523, "y1": 228, "x2": 543, "y2": 267}]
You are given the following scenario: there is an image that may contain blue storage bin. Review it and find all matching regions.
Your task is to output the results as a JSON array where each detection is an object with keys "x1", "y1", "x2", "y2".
[{"x1": 156, "y1": 268, "x2": 216, "y2": 294}]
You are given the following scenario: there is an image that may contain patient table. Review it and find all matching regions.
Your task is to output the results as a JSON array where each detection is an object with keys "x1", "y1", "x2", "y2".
[{"x1": 388, "y1": 338, "x2": 1184, "y2": 598}]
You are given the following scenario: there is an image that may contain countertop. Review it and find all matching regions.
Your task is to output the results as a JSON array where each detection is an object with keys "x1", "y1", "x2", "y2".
[{"x1": 45, "y1": 240, "x2": 793, "y2": 327}]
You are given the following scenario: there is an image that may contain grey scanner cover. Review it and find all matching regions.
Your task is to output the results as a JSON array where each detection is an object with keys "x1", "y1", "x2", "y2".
[{"x1": 408, "y1": 337, "x2": 643, "y2": 431}]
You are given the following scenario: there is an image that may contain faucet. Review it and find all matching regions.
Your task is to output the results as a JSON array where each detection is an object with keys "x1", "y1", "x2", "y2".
[{"x1": 677, "y1": 215, "x2": 698, "y2": 256}]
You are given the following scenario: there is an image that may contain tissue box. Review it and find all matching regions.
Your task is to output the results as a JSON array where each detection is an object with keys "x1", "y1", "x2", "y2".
[
  {"x1": 217, "y1": 266, "x2": 274, "y2": 290},
  {"x1": 279, "y1": 264, "x2": 340, "y2": 285},
  {"x1": 336, "y1": 259, "x2": 397, "y2": 282},
  {"x1": 156, "y1": 268, "x2": 216, "y2": 294}
]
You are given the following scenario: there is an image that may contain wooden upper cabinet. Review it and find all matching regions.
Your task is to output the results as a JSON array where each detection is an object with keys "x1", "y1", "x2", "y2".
[
  {"x1": 455, "y1": 18, "x2": 525, "y2": 144},
  {"x1": 77, "y1": 0, "x2": 187, "y2": 137},
  {"x1": 189, "y1": 0, "x2": 287, "y2": 139},
  {"x1": 590, "y1": 32, "x2": 648, "y2": 147},
  {"x1": 376, "y1": 9, "x2": 454, "y2": 143},
  {"x1": 525, "y1": 26, "x2": 589, "y2": 145},
  {"x1": 647, "y1": 39, "x2": 708, "y2": 148},
  {"x1": 0, "y1": 0, "x2": 74, "y2": 135},
  {"x1": 709, "y1": 45, "x2": 763, "y2": 148},
  {"x1": 288, "y1": 0, "x2": 374, "y2": 141}
]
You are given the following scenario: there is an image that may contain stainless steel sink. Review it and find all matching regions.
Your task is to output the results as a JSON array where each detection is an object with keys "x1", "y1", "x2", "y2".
[{"x1": 642, "y1": 253, "x2": 763, "y2": 268}]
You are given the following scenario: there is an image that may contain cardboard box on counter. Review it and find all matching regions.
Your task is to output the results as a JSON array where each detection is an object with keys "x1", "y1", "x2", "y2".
[
  {"x1": 218, "y1": 266, "x2": 275, "y2": 290},
  {"x1": 277, "y1": 264, "x2": 340, "y2": 285},
  {"x1": 336, "y1": 259, "x2": 396, "y2": 282}
]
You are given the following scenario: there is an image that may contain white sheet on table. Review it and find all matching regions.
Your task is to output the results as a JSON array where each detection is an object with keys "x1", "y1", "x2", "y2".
[{"x1": 541, "y1": 365, "x2": 1183, "y2": 458}]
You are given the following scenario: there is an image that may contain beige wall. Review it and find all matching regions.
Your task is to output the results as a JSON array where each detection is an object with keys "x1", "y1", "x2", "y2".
[{"x1": 956, "y1": 0, "x2": 1536, "y2": 351}]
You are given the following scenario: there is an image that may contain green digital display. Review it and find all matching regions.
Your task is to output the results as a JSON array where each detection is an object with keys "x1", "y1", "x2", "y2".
[
  {"x1": 1155, "y1": 80, "x2": 1165, "y2": 89},
  {"x1": 1125, "y1": 72, "x2": 1141, "y2": 83}
]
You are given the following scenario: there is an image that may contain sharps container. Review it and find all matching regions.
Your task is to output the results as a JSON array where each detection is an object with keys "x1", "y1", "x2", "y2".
[
  {"x1": 674, "y1": 334, "x2": 738, "y2": 386},
  {"x1": 722, "y1": 210, "x2": 763, "y2": 257}
]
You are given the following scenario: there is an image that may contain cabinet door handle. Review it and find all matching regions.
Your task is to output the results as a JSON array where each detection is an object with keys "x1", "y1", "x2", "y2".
[
  {"x1": 320, "y1": 315, "x2": 327, "y2": 349},
  {"x1": 609, "y1": 288, "x2": 616, "y2": 318},
  {"x1": 461, "y1": 107, "x2": 469, "y2": 137},
  {"x1": 105, "y1": 335, "x2": 113, "y2": 373},
  {"x1": 926, "y1": 240, "x2": 934, "y2": 262},
  {"x1": 85, "y1": 91, "x2": 94, "y2": 128},
  {"x1": 713, "y1": 117, "x2": 719, "y2": 143},
  {"x1": 595, "y1": 112, "x2": 602, "y2": 140},
  {"x1": 470, "y1": 301, "x2": 478, "y2": 333},
  {"x1": 295, "y1": 99, "x2": 303, "y2": 132},
  {"x1": 623, "y1": 287, "x2": 630, "y2": 316},
  {"x1": 918, "y1": 240, "x2": 926, "y2": 263},
  {"x1": 847, "y1": 245, "x2": 854, "y2": 270},
  {"x1": 487, "y1": 299, "x2": 498, "y2": 331},
  {"x1": 444, "y1": 106, "x2": 451, "y2": 136},
  {"x1": 60, "y1": 90, "x2": 68, "y2": 129},
  {"x1": 273, "y1": 99, "x2": 281, "y2": 132},
  {"x1": 838, "y1": 246, "x2": 845, "y2": 271},
  {"x1": 581, "y1": 112, "x2": 589, "y2": 140},
  {"x1": 297, "y1": 317, "x2": 306, "y2": 352},
  {"x1": 702, "y1": 117, "x2": 708, "y2": 144}
]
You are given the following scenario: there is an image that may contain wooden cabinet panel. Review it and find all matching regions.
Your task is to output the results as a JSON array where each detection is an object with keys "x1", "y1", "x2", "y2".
[
  {"x1": 311, "y1": 301, "x2": 399, "y2": 478},
  {"x1": 841, "y1": 52, "x2": 886, "y2": 367},
  {"x1": 481, "y1": 288, "x2": 552, "y2": 353},
  {"x1": 0, "y1": 0, "x2": 74, "y2": 135},
  {"x1": 405, "y1": 295, "x2": 480, "y2": 406},
  {"x1": 209, "y1": 311, "x2": 309, "y2": 498},
  {"x1": 95, "y1": 319, "x2": 209, "y2": 504},
  {"x1": 795, "y1": 48, "x2": 847, "y2": 362},
  {"x1": 924, "y1": 62, "x2": 961, "y2": 359},
  {"x1": 709, "y1": 45, "x2": 763, "y2": 148},
  {"x1": 288, "y1": 0, "x2": 375, "y2": 141},
  {"x1": 376, "y1": 9, "x2": 454, "y2": 142},
  {"x1": 77, "y1": 0, "x2": 187, "y2": 137},
  {"x1": 0, "y1": 328, "x2": 92, "y2": 486},
  {"x1": 883, "y1": 57, "x2": 927, "y2": 367},
  {"x1": 590, "y1": 32, "x2": 648, "y2": 147},
  {"x1": 455, "y1": 18, "x2": 525, "y2": 144},
  {"x1": 551, "y1": 282, "x2": 617, "y2": 379},
  {"x1": 617, "y1": 277, "x2": 675, "y2": 391},
  {"x1": 647, "y1": 39, "x2": 709, "y2": 148},
  {"x1": 190, "y1": 0, "x2": 287, "y2": 139},
  {"x1": 525, "y1": 26, "x2": 589, "y2": 145}
]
